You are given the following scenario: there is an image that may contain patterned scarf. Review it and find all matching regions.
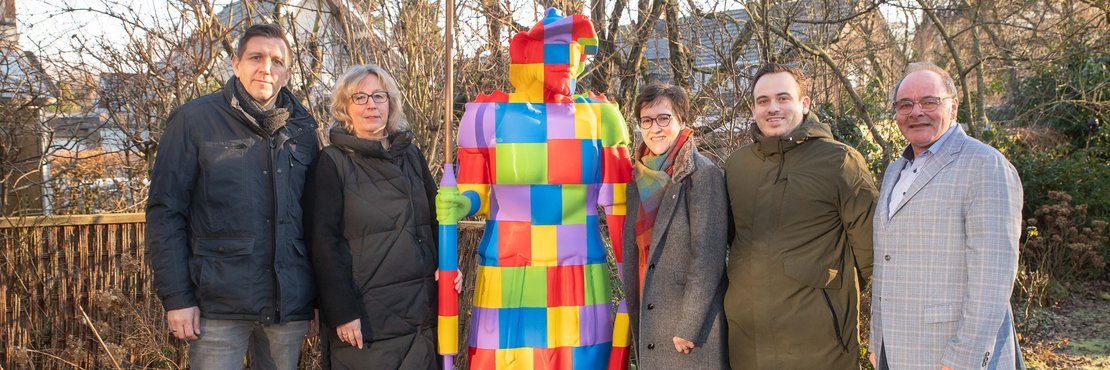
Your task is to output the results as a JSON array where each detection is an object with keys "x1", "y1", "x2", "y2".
[
  {"x1": 233, "y1": 77, "x2": 290, "y2": 136},
  {"x1": 633, "y1": 128, "x2": 692, "y2": 293}
]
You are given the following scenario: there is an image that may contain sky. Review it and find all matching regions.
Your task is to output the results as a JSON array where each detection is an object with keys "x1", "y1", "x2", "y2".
[
  {"x1": 15, "y1": 0, "x2": 581, "y2": 67},
  {"x1": 18, "y1": 0, "x2": 183, "y2": 56},
  {"x1": 16, "y1": 0, "x2": 917, "y2": 67}
]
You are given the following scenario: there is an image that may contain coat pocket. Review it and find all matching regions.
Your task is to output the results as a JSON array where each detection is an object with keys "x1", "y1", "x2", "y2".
[
  {"x1": 198, "y1": 139, "x2": 255, "y2": 224},
  {"x1": 281, "y1": 238, "x2": 315, "y2": 316},
  {"x1": 783, "y1": 257, "x2": 841, "y2": 289},
  {"x1": 290, "y1": 139, "x2": 316, "y2": 166},
  {"x1": 287, "y1": 138, "x2": 316, "y2": 208},
  {"x1": 193, "y1": 237, "x2": 254, "y2": 257},
  {"x1": 673, "y1": 271, "x2": 687, "y2": 286},
  {"x1": 191, "y1": 238, "x2": 255, "y2": 312},
  {"x1": 923, "y1": 302, "x2": 962, "y2": 324}
]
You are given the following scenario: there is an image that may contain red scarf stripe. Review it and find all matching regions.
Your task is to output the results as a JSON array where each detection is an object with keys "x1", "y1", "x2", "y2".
[{"x1": 634, "y1": 128, "x2": 693, "y2": 293}]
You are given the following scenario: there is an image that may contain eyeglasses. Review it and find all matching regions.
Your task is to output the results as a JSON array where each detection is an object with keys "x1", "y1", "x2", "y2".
[
  {"x1": 893, "y1": 96, "x2": 952, "y2": 115},
  {"x1": 639, "y1": 114, "x2": 674, "y2": 129},
  {"x1": 351, "y1": 91, "x2": 389, "y2": 105}
]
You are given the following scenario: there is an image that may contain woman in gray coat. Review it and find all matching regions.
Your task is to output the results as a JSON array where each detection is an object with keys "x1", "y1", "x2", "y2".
[{"x1": 622, "y1": 82, "x2": 729, "y2": 369}]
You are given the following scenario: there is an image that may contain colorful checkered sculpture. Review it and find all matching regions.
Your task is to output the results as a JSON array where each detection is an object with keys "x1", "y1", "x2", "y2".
[{"x1": 448, "y1": 8, "x2": 632, "y2": 370}]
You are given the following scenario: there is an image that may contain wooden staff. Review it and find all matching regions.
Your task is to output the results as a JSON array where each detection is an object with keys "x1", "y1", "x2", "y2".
[
  {"x1": 437, "y1": 0, "x2": 459, "y2": 369},
  {"x1": 443, "y1": 0, "x2": 455, "y2": 165}
]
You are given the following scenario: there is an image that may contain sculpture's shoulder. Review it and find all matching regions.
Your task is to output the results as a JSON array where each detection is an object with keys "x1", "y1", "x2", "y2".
[
  {"x1": 573, "y1": 91, "x2": 616, "y2": 105},
  {"x1": 473, "y1": 91, "x2": 511, "y2": 103}
]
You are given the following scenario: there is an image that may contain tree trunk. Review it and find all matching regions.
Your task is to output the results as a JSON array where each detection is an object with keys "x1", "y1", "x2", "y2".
[
  {"x1": 664, "y1": 0, "x2": 691, "y2": 89},
  {"x1": 616, "y1": 0, "x2": 667, "y2": 114},
  {"x1": 919, "y1": 0, "x2": 978, "y2": 136},
  {"x1": 967, "y1": 0, "x2": 990, "y2": 130}
]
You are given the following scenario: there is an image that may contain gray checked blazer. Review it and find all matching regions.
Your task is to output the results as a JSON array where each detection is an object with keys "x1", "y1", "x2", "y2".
[{"x1": 871, "y1": 126, "x2": 1026, "y2": 370}]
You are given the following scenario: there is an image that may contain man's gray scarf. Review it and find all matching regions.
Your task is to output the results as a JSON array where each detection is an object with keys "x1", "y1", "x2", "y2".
[{"x1": 233, "y1": 77, "x2": 291, "y2": 136}]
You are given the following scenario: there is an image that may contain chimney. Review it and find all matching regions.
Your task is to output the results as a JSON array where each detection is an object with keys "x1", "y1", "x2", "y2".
[
  {"x1": 1, "y1": 0, "x2": 13, "y2": 24},
  {"x1": 1, "y1": 0, "x2": 16, "y2": 45}
]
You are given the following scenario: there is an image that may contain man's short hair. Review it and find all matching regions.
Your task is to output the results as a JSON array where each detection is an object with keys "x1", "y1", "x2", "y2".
[
  {"x1": 749, "y1": 63, "x2": 809, "y2": 98},
  {"x1": 634, "y1": 82, "x2": 691, "y2": 124},
  {"x1": 235, "y1": 24, "x2": 291, "y2": 62},
  {"x1": 892, "y1": 62, "x2": 958, "y2": 100}
]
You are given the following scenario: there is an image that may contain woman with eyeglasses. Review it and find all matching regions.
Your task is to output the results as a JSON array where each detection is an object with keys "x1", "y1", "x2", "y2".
[
  {"x1": 304, "y1": 64, "x2": 454, "y2": 369},
  {"x1": 621, "y1": 82, "x2": 729, "y2": 368}
]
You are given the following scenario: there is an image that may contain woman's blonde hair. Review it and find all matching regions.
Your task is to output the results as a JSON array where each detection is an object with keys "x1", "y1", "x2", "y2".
[{"x1": 329, "y1": 64, "x2": 408, "y2": 134}]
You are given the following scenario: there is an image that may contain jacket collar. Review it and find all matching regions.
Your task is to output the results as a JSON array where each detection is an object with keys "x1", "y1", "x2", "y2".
[
  {"x1": 752, "y1": 114, "x2": 832, "y2": 157},
  {"x1": 882, "y1": 125, "x2": 969, "y2": 220},
  {"x1": 900, "y1": 123, "x2": 959, "y2": 161},
  {"x1": 329, "y1": 125, "x2": 414, "y2": 159}
]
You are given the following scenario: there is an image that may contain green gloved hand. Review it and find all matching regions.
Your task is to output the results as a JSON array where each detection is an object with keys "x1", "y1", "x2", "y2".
[{"x1": 436, "y1": 187, "x2": 472, "y2": 225}]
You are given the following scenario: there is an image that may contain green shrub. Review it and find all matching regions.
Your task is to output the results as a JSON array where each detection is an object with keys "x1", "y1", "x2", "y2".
[
  {"x1": 1007, "y1": 53, "x2": 1109, "y2": 149},
  {"x1": 998, "y1": 51, "x2": 1110, "y2": 283},
  {"x1": 1008, "y1": 145, "x2": 1110, "y2": 280},
  {"x1": 1022, "y1": 191, "x2": 1108, "y2": 282},
  {"x1": 1016, "y1": 191, "x2": 1108, "y2": 314},
  {"x1": 1010, "y1": 148, "x2": 1110, "y2": 222}
]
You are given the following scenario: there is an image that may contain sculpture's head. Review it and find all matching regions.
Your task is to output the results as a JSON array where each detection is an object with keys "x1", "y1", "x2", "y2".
[{"x1": 508, "y1": 8, "x2": 598, "y2": 97}]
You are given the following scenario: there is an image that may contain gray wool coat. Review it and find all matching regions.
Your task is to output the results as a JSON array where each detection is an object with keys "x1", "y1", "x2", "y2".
[{"x1": 622, "y1": 140, "x2": 729, "y2": 369}]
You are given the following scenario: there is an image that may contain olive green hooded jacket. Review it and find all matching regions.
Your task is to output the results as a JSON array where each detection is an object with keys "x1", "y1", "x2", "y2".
[{"x1": 724, "y1": 115, "x2": 878, "y2": 369}]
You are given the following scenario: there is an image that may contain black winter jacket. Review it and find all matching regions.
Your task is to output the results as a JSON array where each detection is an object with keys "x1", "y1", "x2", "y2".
[
  {"x1": 146, "y1": 78, "x2": 319, "y2": 323},
  {"x1": 304, "y1": 127, "x2": 438, "y2": 343}
]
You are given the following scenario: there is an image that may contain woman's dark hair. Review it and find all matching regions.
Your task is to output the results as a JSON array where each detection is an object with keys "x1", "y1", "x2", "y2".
[{"x1": 634, "y1": 82, "x2": 690, "y2": 124}]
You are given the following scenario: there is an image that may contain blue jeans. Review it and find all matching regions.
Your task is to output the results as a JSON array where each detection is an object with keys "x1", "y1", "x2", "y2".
[{"x1": 188, "y1": 319, "x2": 308, "y2": 370}]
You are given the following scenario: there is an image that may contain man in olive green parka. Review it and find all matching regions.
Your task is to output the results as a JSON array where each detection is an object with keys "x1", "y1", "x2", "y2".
[{"x1": 724, "y1": 63, "x2": 878, "y2": 369}]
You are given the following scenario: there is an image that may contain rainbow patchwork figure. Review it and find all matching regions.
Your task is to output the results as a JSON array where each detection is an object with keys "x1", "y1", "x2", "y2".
[{"x1": 437, "y1": 8, "x2": 632, "y2": 370}]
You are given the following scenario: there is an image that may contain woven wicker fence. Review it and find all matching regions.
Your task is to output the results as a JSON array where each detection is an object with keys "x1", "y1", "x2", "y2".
[{"x1": 0, "y1": 214, "x2": 487, "y2": 369}]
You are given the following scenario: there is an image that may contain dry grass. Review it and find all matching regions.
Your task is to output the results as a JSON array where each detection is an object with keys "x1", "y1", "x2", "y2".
[
  {"x1": 5, "y1": 214, "x2": 1107, "y2": 370},
  {"x1": 0, "y1": 215, "x2": 487, "y2": 369},
  {"x1": 1018, "y1": 283, "x2": 1110, "y2": 370}
]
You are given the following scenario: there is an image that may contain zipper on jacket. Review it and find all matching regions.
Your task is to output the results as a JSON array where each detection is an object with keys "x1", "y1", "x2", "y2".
[
  {"x1": 396, "y1": 153, "x2": 421, "y2": 246},
  {"x1": 398, "y1": 151, "x2": 436, "y2": 276},
  {"x1": 820, "y1": 288, "x2": 850, "y2": 353},
  {"x1": 774, "y1": 140, "x2": 787, "y2": 184},
  {"x1": 269, "y1": 135, "x2": 282, "y2": 323}
]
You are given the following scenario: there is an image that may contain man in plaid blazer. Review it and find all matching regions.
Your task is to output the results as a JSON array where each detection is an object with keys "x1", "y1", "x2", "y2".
[{"x1": 870, "y1": 62, "x2": 1025, "y2": 370}]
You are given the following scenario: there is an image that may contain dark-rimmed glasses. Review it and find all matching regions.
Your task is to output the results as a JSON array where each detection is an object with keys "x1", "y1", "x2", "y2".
[
  {"x1": 639, "y1": 114, "x2": 673, "y2": 129},
  {"x1": 351, "y1": 91, "x2": 389, "y2": 105},
  {"x1": 893, "y1": 96, "x2": 952, "y2": 115}
]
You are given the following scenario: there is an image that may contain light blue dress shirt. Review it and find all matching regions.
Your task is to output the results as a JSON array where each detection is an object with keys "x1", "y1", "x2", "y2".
[{"x1": 887, "y1": 124, "x2": 959, "y2": 220}]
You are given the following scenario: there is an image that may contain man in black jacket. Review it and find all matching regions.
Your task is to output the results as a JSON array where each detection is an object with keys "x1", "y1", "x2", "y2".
[{"x1": 146, "y1": 23, "x2": 319, "y2": 369}]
